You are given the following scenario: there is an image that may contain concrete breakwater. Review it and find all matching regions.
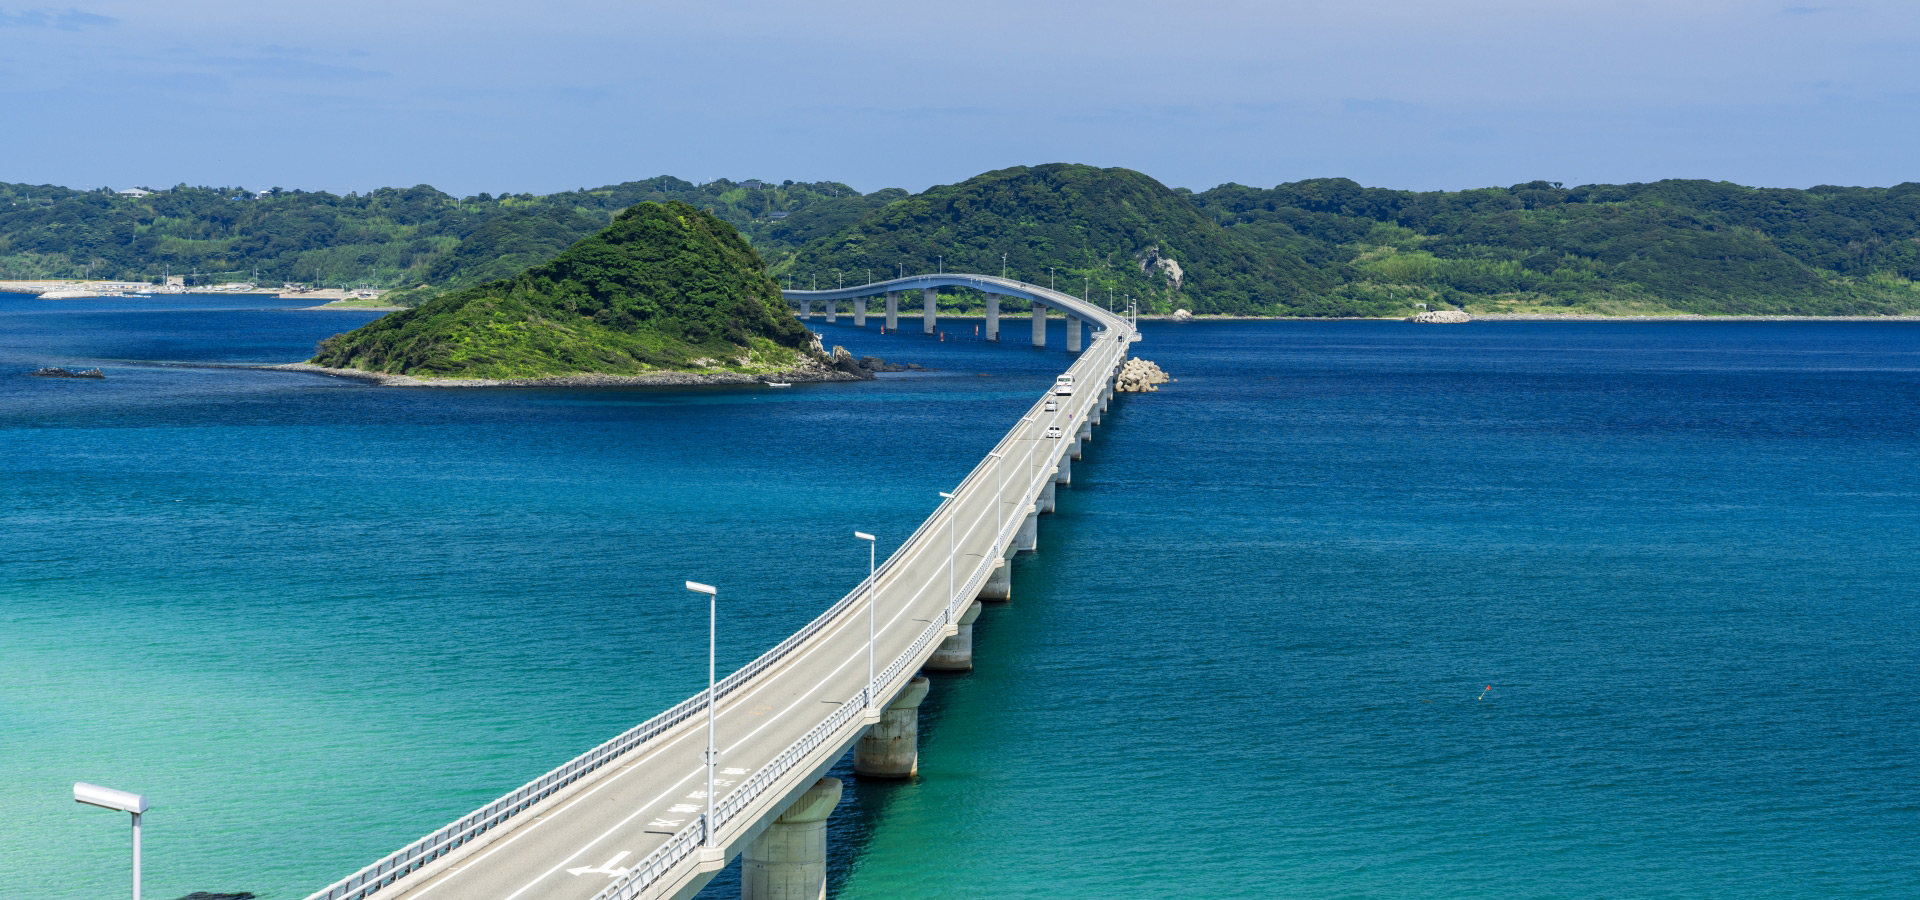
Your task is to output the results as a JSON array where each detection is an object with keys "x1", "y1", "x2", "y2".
[{"x1": 1116, "y1": 358, "x2": 1171, "y2": 392}]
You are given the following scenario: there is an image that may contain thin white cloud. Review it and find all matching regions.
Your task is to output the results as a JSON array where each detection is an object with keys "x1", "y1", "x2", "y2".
[{"x1": 0, "y1": 6, "x2": 114, "y2": 28}]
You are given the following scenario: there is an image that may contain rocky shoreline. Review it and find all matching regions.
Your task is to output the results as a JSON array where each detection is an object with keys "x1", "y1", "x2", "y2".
[{"x1": 262, "y1": 347, "x2": 925, "y2": 388}]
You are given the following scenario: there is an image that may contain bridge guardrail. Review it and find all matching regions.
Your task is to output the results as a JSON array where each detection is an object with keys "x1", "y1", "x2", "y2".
[{"x1": 306, "y1": 278, "x2": 1131, "y2": 900}]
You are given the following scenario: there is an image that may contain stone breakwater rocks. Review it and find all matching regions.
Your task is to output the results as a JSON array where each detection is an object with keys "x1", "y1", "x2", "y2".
[
  {"x1": 1408, "y1": 309, "x2": 1472, "y2": 324},
  {"x1": 1116, "y1": 358, "x2": 1172, "y2": 392}
]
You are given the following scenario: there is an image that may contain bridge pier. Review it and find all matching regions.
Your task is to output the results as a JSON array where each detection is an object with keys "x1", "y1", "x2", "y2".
[
  {"x1": 1015, "y1": 507, "x2": 1038, "y2": 554},
  {"x1": 978, "y1": 554, "x2": 1011, "y2": 601},
  {"x1": 854, "y1": 295, "x2": 866, "y2": 327},
  {"x1": 885, "y1": 291, "x2": 898, "y2": 331},
  {"x1": 741, "y1": 777, "x2": 843, "y2": 900},
  {"x1": 1031, "y1": 302, "x2": 1046, "y2": 347},
  {"x1": 985, "y1": 293, "x2": 999, "y2": 342},
  {"x1": 1055, "y1": 455, "x2": 1071, "y2": 485},
  {"x1": 1067, "y1": 315, "x2": 1082, "y2": 352},
  {"x1": 856, "y1": 676, "x2": 930, "y2": 778},
  {"x1": 800, "y1": 298, "x2": 811, "y2": 319},
  {"x1": 923, "y1": 288, "x2": 937, "y2": 335},
  {"x1": 1070, "y1": 436, "x2": 1083, "y2": 461},
  {"x1": 1038, "y1": 479, "x2": 1056, "y2": 515},
  {"x1": 926, "y1": 601, "x2": 982, "y2": 672},
  {"x1": 824, "y1": 297, "x2": 836, "y2": 323}
]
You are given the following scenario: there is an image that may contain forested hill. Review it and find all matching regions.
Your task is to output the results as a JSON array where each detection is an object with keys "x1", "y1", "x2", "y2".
[
  {"x1": 6, "y1": 168, "x2": 1920, "y2": 316},
  {"x1": 1189, "y1": 178, "x2": 1920, "y2": 315},
  {"x1": 0, "y1": 177, "x2": 900, "y2": 303},
  {"x1": 783, "y1": 166, "x2": 1920, "y2": 316},
  {"x1": 310, "y1": 201, "x2": 814, "y2": 379}
]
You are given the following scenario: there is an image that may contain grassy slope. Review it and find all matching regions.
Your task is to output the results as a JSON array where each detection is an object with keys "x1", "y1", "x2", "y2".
[{"x1": 310, "y1": 201, "x2": 813, "y2": 379}]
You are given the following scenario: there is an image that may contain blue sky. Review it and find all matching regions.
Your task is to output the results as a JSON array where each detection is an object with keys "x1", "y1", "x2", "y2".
[{"x1": 3, "y1": 0, "x2": 1916, "y2": 195}]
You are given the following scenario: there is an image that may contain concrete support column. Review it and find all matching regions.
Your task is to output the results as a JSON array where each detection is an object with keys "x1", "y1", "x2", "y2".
[
  {"x1": 1055, "y1": 455, "x2": 1071, "y2": 485},
  {"x1": 1091, "y1": 404, "x2": 1101, "y2": 426},
  {"x1": 854, "y1": 295, "x2": 867, "y2": 327},
  {"x1": 1038, "y1": 479, "x2": 1056, "y2": 514},
  {"x1": 800, "y1": 299, "x2": 811, "y2": 319},
  {"x1": 985, "y1": 293, "x2": 999, "y2": 342},
  {"x1": 923, "y1": 288, "x2": 938, "y2": 335},
  {"x1": 1079, "y1": 420, "x2": 1093, "y2": 443},
  {"x1": 824, "y1": 297, "x2": 836, "y2": 323},
  {"x1": 978, "y1": 554, "x2": 1011, "y2": 602},
  {"x1": 885, "y1": 292, "x2": 899, "y2": 331},
  {"x1": 1070, "y1": 437, "x2": 1083, "y2": 461},
  {"x1": 855, "y1": 676, "x2": 930, "y2": 778},
  {"x1": 1015, "y1": 508, "x2": 1038, "y2": 554},
  {"x1": 741, "y1": 777, "x2": 843, "y2": 900},
  {"x1": 926, "y1": 602, "x2": 983, "y2": 672},
  {"x1": 1066, "y1": 315, "x2": 1082, "y2": 352},
  {"x1": 1031, "y1": 302, "x2": 1047, "y2": 347}
]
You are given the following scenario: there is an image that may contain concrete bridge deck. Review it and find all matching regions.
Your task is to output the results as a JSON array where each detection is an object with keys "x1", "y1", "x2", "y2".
[{"x1": 307, "y1": 275, "x2": 1135, "y2": 900}]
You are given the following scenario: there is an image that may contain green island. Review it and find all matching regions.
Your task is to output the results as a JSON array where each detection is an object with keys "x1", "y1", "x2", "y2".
[
  {"x1": 305, "y1": 201, "x2": 830, "y2": 383},
  {"x1": 6, "y1": 164, "x2": 1920, "y2": 317}
]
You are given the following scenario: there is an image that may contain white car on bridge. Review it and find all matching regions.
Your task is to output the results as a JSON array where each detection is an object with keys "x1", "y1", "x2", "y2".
[{"x1": 1045, "y1": 425, "x2": 1063, "y2": 439}]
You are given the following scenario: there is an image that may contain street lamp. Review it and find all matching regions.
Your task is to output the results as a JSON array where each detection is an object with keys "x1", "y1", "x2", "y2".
[
  {"x1": 75, "y1": 782, "x2": 147, "y2": 900},
  {"x1": 1002, "y1": 253, "x2": 1007, "y2": 279},
  {"x1": 938, "y1": 255, "x2": 943, "y2": 274},
  {"x1": 938, "y1": 491, "x2": 957, "y2": 603},
  {"x1": 854, "y1": 531, "x2": 877, "y2": 709},
  {"x1": 684, "y1": 580, "x2": 720, "y2": 846},
  {"x1": 1049, "y1": 267, "x2": 1055, "y2": 290}
]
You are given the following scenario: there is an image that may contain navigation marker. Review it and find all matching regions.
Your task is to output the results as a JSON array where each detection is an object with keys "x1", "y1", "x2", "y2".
[{"x1": 1478, "y1": 685, "x2": 1492, "y2": 700}]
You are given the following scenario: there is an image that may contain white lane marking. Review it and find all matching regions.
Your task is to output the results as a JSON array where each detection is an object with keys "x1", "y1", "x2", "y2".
[
  {"x1": 496, "y1": 561, "x2": 954, "y2": 900},
  {"x1": 565, "y1": 851, "x2": 630, "y2": 878},
  {"x1": 409, "y1": 341, "x2": 1113, "y2": 900}
]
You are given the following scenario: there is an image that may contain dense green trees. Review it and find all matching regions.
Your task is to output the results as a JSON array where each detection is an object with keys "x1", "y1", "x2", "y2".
[
  {"x1": 0, "y1": 178, "x2": 887, "y2": 291},
  {"x1": 311, "y1": 202, "x2": 811, "y2": 378},
  {"x1": 9, "y1": 169, "x2": 1920, "y2": 316}
]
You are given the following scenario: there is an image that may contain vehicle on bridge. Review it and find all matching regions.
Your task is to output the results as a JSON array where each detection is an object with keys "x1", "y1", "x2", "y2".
[
  {"x1": 1053, "y1": 374, "x2": 1075, "y2": 396},
  {"x1": 1044, "y1": 399, "x2": 1057, "y2": 412},
  {"x1": 1045, "y1": 425, "x2": 1063, "y2": 439}
]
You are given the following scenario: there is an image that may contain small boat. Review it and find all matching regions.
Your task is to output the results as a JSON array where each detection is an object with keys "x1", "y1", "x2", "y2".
[{"x1": 765, "y1": 381, "x2": 792, "y2": 388}]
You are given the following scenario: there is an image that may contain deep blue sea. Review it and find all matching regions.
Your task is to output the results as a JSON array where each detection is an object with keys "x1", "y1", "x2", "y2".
[{"x1": 1, "y1": 294, "x2": 1915, "y2": 899}]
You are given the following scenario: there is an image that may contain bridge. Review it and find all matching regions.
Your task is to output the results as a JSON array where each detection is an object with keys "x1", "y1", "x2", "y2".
[{"x1": 307, "y1": 275, "x2": 1138, "y2": 900}]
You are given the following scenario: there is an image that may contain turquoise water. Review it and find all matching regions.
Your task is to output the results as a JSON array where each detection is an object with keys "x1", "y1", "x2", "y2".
[{"x1": 2, "y1": 296, "x2": 1916, "y2": 898}]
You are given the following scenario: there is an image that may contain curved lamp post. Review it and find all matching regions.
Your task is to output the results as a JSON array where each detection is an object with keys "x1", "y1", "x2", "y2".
[
  {"x1": 854, "y1": 531, "x2": 877, "y2": 709},
  {"x1": 75, "y1": 782, "x2": 147, "y2": 900},
  {"x1": 684, "y1": 580, "x2": 719, "y2": 846}
]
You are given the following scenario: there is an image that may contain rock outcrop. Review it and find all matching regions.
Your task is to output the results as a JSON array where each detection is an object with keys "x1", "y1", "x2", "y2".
[
  {"x1": 28, "y1": 366, "x2": 105, "y2": 378},
  {"x1": 1116, "y1": 358, "x2": 1171, "y2": 392},
  {"x1": 1171, "y1": 309, "x2": 1194, "y2": 323},
  {"x1": 1408, "y1": 309, "x2": 1472, "y2": 324}
]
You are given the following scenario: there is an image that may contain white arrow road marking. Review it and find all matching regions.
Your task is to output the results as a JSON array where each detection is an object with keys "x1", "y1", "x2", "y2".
[{"x1": 565, "y1": 850, "x2": 631, "y2": 878}]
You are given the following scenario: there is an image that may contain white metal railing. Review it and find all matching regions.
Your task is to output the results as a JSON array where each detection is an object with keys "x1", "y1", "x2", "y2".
[{"x1": 305, "y1": 278, "x2": 1131, "y2": 900}]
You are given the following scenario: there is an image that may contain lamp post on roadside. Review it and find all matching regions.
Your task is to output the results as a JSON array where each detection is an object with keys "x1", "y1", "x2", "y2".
[
  {"x1": 74, "y1": 782, "x2": 147, "y2": 900},
  {"x1": 1002, "y1": 253, "x2": 1007, "y2": 279},
  {"x1": 1049, "y1": 267, "x2": 1055, "y2": 290},
  {"x1": 938, "y1": 491, "x2": 957, "y2": 603},
  {"x1": 684, "y1": 580, "x2": 720, "y2": 846},
  {"x1": 854, "y1": 531, "x2": 877, "y2": 709}
]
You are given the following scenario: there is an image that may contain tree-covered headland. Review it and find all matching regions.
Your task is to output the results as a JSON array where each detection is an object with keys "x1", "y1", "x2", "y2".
[
  {"x1": 6, "y1": 165, "x2": 1920, "y2": 316},
  {"x1": 310, "y1": 202, "x2": 814, "y2": 380}
]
